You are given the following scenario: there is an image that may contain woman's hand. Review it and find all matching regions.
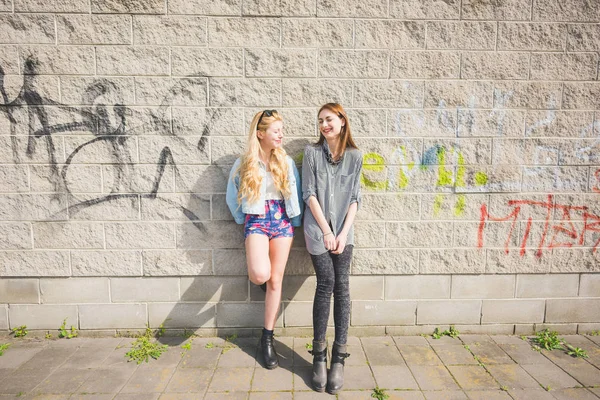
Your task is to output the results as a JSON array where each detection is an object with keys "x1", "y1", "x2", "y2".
[
  {"x1": 331, "y1": 231, "x2": 348, "y2": 254},
  {"x1": 323, "y1": 231, "x2": 337, "y2": 252}
]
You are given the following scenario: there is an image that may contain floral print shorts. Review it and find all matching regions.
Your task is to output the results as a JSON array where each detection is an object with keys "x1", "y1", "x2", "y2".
[{"x1": 244, "y1": 200, "x2": 294, "y2": 240}]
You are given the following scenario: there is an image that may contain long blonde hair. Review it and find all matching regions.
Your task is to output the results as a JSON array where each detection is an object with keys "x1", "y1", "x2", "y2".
[{"x1": 237, "y1": 110, "x2": 291, "y2": 204}]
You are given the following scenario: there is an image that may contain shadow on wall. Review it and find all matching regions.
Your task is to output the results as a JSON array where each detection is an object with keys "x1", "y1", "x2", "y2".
[{"x1": 156, "y1": 153, "x2": 313, "y2": 348}]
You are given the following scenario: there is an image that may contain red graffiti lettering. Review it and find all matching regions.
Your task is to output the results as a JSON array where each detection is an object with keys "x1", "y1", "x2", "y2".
[
  {"x1": 478, "y1": 194, "x2": 600, "y2": 257},
  {"x1": 594, "y1": 169, "x2": 600, "y2": 193}
]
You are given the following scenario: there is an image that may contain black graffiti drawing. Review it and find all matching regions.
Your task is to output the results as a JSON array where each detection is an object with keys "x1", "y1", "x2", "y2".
[{"x1": 1, "y1": 56, "x2": 212, "y2": 232}]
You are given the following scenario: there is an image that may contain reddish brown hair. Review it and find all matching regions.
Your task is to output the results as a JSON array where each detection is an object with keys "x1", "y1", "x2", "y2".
[{"x1": 316, "y1": 103, "x2": 358, "y2": 153}]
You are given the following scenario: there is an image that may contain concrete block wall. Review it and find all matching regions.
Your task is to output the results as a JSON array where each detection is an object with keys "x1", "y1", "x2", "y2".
[{"x1": 1, "y1": 0, "x2": 600, "y2": 334}]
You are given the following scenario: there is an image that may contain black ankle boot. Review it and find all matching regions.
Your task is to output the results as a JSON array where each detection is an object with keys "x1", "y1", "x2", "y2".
[
  {"x1": 327, "y1": 342, "x2": 350, "y2": 394},
  {"x1": 260, "y1": 330, "x2": 278, "y2": 369},
  {"x1": 309, "y1": 340, "x2": 327, "y2": 392}
]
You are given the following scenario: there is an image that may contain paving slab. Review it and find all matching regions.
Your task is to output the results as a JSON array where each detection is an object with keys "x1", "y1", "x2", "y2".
[
  {"x1": 294, "y1": 391, "x2": 333, "y2": 399},
  {"x1": 394, "y1": 337, "x2": 430, "y2": 346},
  {"x1": 362, "y1": 336, "x2": 396, "y2": 346},
  {"x1": 291, "y1": 366, "x2": 313, "y2": 391},
  {"x1": 556, "y1": 361, "x2": 600, "y2": 386},
  {"x1": 18, "y1": 347, "x2": 78, "y2": 370},
  {"x1": 485, "y1": 364, "x2": 540, "y2": 390},
  {"x1": 386, "y1": 391, "x2": 426, "y2": 400},
  {"x1": 489, "y1": 335, "x2": 527, "y2": 345},
  {"x1": 399, "y1": 345, "x2": 443, "y2": 366},
  {"x1": 371, "y1": 365, "x2": 419, "y2": 390},
  {"x1": 346, "y1": 343, "x2": 368, "y2": 366},
  {"x1": 507, "y1": 388, "x2": 555, "y2": 400},
  {"x1": 216, "y1": 345, "x2": 257, "y2": 368},
  {"x1": 61, "y1": 346, "x2": 114, "y2": 369},
  {"x1": 585, "y1": 335, "x2": 600, "y2": 346},
  {"x1": 549, "y1": 388, "x2": 600, "y2": 400},
  {"x1": 77, "y1": 367, "x2": 136, "y2": 394},
  {"x1": 159, "y1": 394, "x2": 206, "y2": 400},
  {"x1": 248, "y1": 392, "x2": 293, "y2": 400},
  {"x1": 251, "y1": 366, "x2": 294, "y2": 391},
  {"x1": 462, "y1": 390, "x2": 512, "y2": 399},
  {"x1": 425, "y1": 336, "x2": 462, "y2": 346},
  {"x1": 409, "y1": 365, "x2": 460, "y2": 391},
  {"x1": 163, "y1": 367, "x2": 212, "y2": 393},
  {"x1": 114, "y1": 394, "x2": 161, "y2": 400},
  {"x1": 68, "y1": 395, "x2": 114, "y2": 400},
  {"x1": 342, "y1": 365, "x2": 376, "y2": 390},
  {"x1": 432, "y1": 345, "x2": 479, "y2": 365},
  {"x1": 208, "y1": 367, "x2": 254, "y2": 392},
  {"x1": 33, "y1": 368, "x2": 93, "y2": 394},
  {"x1": 0, "y1": 368, "x2": 53, "y2": 395},
  {"x1": 497, "y1": 344, "x2": 553, "y2": 365},
  {"x1": 446, "y1": 366, "x2": 498, "y2": 391},
  {"x1": 0, "y1": 347, "x2": 43, "y2": 368},
  {"x1": 422, "y1": 391, "x2": 468, "y2": 400},
  {"x1": 292, "y1": 339, "x2": 312, "y2": 367},
  {"x1": 467, "y1": 343, "x2": 514, "y2": 365},
  {"x1": 520, "y1": 362, "x2": 581, "y2": 389},
  {"x1": 179, "y1": 346, "x2": 221, "y2": 369},
  {"x1": 363, "y1": 343, "x2": 406, "y2": 366},
  {"x1": 458, "y1": 335, "x2": 494, "y2": 345},
  {"x1": 120, "y1": 367, "x2": 176, "y2": 393}
]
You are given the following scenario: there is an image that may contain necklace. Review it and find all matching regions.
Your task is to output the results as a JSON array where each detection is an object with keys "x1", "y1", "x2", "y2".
[{"x1": 323, "y1": 141, "x2": 343, "y2": 165}]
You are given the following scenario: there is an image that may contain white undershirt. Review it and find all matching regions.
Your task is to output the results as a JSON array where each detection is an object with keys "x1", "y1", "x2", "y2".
[{"x1": 264, "y1": 172, "x2": 283, "y2": 200}]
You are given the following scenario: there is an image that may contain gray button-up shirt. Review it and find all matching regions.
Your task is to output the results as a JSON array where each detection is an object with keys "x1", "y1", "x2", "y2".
[{"x1": 302, "y1": 144, "x2": 363, "y2": 255}]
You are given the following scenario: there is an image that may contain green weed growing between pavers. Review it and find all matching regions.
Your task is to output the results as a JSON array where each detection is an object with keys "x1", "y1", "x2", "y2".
[
  {"x1": 221, "y1": 333, "x2": 238, "y2": 353},
  {"x1": 11, "y1": 325, "x2": 27, "y2": 338},
  {"x1": 58, "y1": 318, "x2": 78, "y2": 339},
  {"x1": 0, "y1": 343, "x2": 10, "y2": 356},
  {"x1": 181, "y1": 341, "x2": 192, "y2": 356},
  {"x1": 532, "y1": 329, "x2": 564, "y2": 350},
  {"x1": 566, "y1": 344, "x2": 588, "y2": 358},
  {"x1": 125, "y1": 327, "x2": 169, "y2": 364},
  {"x1": 432, "y1": 325, "x2": 459, "y2": 339},
  {"x1": 529, "y1": 329, "x2": 589, "y2": 358},
  {"x1": 371, "y1": 387, "x2": 389, "y2": 400}
]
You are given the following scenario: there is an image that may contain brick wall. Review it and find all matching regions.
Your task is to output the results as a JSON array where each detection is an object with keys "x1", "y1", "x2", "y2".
[{"x1": 0, "y1": 0, "x2": 599, "y2": 335}]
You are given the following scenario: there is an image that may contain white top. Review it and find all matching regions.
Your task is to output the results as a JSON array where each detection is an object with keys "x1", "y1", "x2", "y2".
[{"x1": 264, "y1": 172, "x2": 283, "y2": 200}]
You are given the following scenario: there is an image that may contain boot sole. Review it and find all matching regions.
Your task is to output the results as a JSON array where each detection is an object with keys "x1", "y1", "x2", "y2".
[
  {"x1": 312, "y1": 385, "x2": 326, "y2": 392},
  {"x1": 265, "y1": 362, "x2": 279, "y2": 370}
]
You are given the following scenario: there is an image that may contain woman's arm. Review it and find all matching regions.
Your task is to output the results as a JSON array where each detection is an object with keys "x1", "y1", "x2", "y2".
[
  {"x1": 290, "y1": 160, "x2": 303, "y2": 227},
  {"x1": 302, "y1": 147, "x2": 336, "y2": 250},
  {"x1": 225, "y1": 159, "x2": 245, "y2": 224},
  {"x1": 307, "y1": 195, "x2": 337, "y2": 250},
  {"x1": 331, "y1": 202, "x2": 357, "y2": 254}
]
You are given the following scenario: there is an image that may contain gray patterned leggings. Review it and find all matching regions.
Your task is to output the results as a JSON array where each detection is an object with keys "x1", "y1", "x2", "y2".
[{"x1": 311, "y1": 245, "x2": 353, "y2": 345}]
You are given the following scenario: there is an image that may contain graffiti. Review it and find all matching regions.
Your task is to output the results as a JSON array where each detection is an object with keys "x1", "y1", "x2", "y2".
[
  {"x1": 478, "y1": 194, "x2": 600, "y2": 258},
  {"x1": 361, "y1": 146, "x2": 488, "y2": 217},
  {"x1": 0, "y1": 57, "x2": 209, "y2": 230},
  {"x1": 593, "y1": 169, "x2": 600, "y2": 193}
]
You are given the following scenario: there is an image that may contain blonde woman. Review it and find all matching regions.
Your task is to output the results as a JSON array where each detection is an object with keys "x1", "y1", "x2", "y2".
[{"x1": 226, "y1": 110, "x2": 302, "y2": 369}]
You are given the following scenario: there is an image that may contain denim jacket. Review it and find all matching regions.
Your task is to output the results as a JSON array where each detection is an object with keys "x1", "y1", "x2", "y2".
[{"x1": 226, "y1": 156, "x2": 303, "y2": 227}]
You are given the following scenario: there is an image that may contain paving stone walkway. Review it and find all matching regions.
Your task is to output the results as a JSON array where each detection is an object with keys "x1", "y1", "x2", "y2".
[{"x1": 0, "y1": 334, "x2": 599, "y2": 399}]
